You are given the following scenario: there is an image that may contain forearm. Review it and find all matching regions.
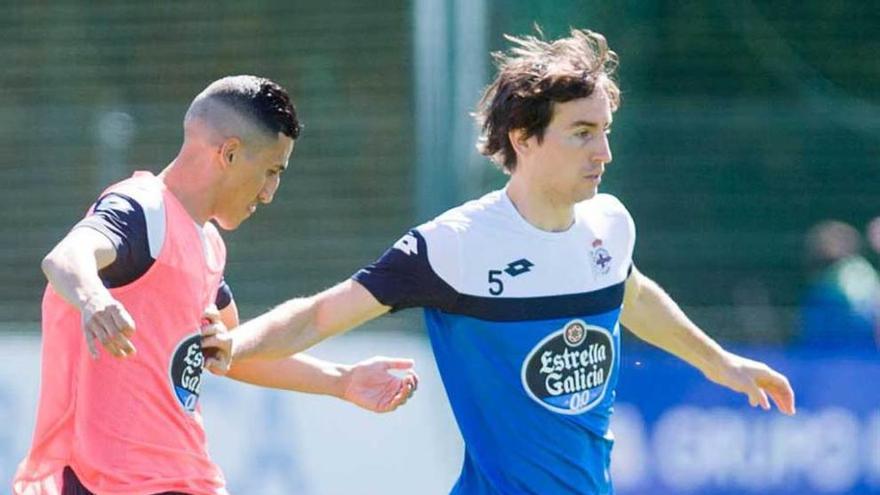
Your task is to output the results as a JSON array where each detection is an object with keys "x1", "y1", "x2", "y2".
[
  {"x1": 226, "y1": 353, "x2": 350, "y2": 397},
  {"x1": 230, "y1": 280, "x2": 390, "y2": 361},
  {"x1": 621, "y1": 273, "x2": 729, "y2": 378},
  {"x1": 619, "y1": 270, "x2": 797, "y2": 416},
  {"x1": 230, "y1": 298, "x2": 324, "y2": 361}
]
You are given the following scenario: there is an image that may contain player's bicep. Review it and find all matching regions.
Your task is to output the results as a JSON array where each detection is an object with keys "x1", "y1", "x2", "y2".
[
  {"x1": 621, "y1": 265, "x2": 648, "y2": 325},
  {"x1": 313, "y1": 279, "x2": 391, "y2": 337},
  {"x1": 68, "y1": 191, "x2": 152, "y2": 276},
  {"x1": 52, "y1": 226, "x2": 119, "y2": 270}
]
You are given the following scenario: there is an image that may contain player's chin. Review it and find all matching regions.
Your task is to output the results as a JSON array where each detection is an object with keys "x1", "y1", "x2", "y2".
[
  {"x1": 573, "y1": 186, "x2": 599, "y2": 203},
  {"x1": 214, "y1": 213, "x2": 247, "y2": 231}
]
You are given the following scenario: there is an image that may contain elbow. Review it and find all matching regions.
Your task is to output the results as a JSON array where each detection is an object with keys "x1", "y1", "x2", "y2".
[
  {"x1": 41, "y1": 243, "x2": 76, "y2": 284},
  {"x1": 309, "y1": 308, "x2": 333, "y2": 341},
  {"x1": 40, "y1": 250, "x2": 61, "y2": 281}
]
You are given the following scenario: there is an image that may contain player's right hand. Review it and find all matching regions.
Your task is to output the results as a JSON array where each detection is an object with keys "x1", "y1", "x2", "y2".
[
  {"x1": 706, "y1": 351, "x2": 796, "y2": 416},
  {"x1": 81, "y1": 293, "x2": 137, "y2": 359},
  {"x1": 342, "y1": 357, "x2": 419, "y2": 413},
  {"x1": 200, "y1": 306, "x2": 233, "y2": 376}
]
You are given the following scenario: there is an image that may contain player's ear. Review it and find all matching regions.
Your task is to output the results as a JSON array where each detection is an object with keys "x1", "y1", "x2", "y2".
[
  {"x1": 218, "y1": 137, "x2": 242, "y2": 169},
  {"x1": 508, "y1": 128, "x2": 533, "y2": 158}
]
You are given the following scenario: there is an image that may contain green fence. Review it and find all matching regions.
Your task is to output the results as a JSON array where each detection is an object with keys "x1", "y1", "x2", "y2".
[{"x1": 1, "y1": 1, "x2": 877, "y2": 343}]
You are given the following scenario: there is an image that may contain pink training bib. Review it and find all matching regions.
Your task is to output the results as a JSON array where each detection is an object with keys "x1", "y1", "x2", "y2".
[{"x1": 14, "y1": 172, "x2": 228, "y2": 495}]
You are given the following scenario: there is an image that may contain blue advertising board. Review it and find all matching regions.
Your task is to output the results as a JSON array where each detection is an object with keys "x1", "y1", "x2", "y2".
[{"x1": 611, "y1": 346, "x2": 880, "y2": 495}]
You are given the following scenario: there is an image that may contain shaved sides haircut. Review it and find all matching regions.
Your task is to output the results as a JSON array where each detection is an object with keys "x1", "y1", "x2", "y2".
[{"x1": 185, "y1": 75, "x2": 301, "y2": 148}]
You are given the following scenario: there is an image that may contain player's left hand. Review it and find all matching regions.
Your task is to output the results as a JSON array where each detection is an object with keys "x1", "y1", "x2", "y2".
[
  {"x1": 200, "y1": 306, "x2": 233, "y2": 375},
  {"x1": 341, "y1": 357, "x2": 419, "y2": 413},
  {"x1": 706, "y1": 351, "x2": 796, "y2": 415}
]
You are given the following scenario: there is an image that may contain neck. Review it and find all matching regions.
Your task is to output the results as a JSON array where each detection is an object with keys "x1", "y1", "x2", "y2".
[
  {"x1": 506, "y1": 173, "x2": 575, "y2": 232},
  {"x1": 158, "y1": 153, "x2": 215, "y2": 225}
]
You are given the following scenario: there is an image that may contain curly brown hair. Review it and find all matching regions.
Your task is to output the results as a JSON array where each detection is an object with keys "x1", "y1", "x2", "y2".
[{"x1": 475, "y1": 29, "x2": 620, "y2": 172}]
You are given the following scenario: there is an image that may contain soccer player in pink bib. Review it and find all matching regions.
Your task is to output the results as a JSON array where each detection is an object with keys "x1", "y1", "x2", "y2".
[{"x1": 14, "y1": 75, "x2": 418, "y2": 495}]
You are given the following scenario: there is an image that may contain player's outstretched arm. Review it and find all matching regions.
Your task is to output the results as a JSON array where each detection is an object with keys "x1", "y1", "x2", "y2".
[
  {"x1": 202, "y1": 279, "x2": 390, "y2": 374},
  {"x1": 201, "y1": 303, "x2": 417, "y2": 413},
  {"x1": 41, "y1": 227, "x2": 137, "y2": 359},
  {"x1": 620, "y1": 266, "x2": 796, "y2": 415},
  {"x1": 226, "y1": 354, "x2": 418, "y2": 413}
]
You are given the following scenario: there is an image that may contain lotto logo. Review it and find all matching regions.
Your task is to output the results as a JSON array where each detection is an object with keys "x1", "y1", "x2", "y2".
[
  {"x1": 504, "y1": 258, "x2": 534, "y2": 277},
  {"x1": 393, "y1": 233, "x2": 418, "y2": 256}
]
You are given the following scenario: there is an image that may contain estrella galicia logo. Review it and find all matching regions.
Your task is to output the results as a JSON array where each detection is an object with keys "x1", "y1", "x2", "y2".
[
  {"x1": 169, "y1": 333, "x2": 204, "y2": 414},
  {"x1": 521, "y1": 320, "x2": 614, "y2": 415},
  {"x1": 591, "y1": 238, "x2": 612, "y2": 276}
]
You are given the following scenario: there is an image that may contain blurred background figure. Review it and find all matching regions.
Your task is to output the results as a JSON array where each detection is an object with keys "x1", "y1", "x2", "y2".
[
  {"x1": 866, "y1": 216, "x2": 880, "y2": 260},
  {"x1": 799, "y1": 220, "x2": 880, "y2": 349}
]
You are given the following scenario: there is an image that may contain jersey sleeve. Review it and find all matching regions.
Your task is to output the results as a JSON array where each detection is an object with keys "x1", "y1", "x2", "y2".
[
  {"x1": 352, "y1": 228, "x2": 458, "y2": 312},
  {"x1": 215, "y1": 277, "x2": 234, "y2": 311},
  {"x1": 74, "y1": 193, "x2": 156, "y2": 288}
]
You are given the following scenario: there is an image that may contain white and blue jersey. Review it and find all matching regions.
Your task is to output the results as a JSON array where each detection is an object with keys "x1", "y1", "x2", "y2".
[{"x1": 354, "y1": 189, "x2": 635, "y2": 495}]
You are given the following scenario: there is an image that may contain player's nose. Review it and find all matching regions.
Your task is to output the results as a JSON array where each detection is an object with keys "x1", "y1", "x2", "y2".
[
  {"x1": 595, "y1": 133, "x2": 612, "y2": 165},
  {"x1": 259, "y1": 176, "x2": 280, "y2": 204}
]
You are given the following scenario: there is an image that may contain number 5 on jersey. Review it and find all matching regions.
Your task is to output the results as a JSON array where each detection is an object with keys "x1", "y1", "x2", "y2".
[{"x1": 487, "y1": 258, "x2": 535, "y2": 296}]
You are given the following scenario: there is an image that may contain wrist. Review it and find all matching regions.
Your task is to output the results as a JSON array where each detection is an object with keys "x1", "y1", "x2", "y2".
[
  {"x1": 700, "y1": 347, "x2": 733, "y2": 382},
  {"x1": 228, "y1": 331, "x2": 239, "y2": 361},
  {"x1": 78, "y1": 289, "x2": 112, "y2": 313},
  {"x1": 335, "y1": 364, "x2": 354, "y2": 400}
]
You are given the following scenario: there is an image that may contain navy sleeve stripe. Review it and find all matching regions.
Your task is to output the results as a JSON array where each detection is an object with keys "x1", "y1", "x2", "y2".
[
  {"x1": 446, "y1": 281, "x2": 626, "y2": 322},
  {"x1": 215, "y1": 279, "x2": 233, "y2": 310},
  {"x1": 76, "y1": 192, "x2": 155, "y2": 288},
  {"x1": 353, "y1": 229, "x2": 459, "y2": 312}
]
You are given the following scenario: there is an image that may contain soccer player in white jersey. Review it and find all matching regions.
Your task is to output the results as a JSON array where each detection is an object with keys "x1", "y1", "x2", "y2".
[{"x1": 204, "y1": 32, "x2": 796, "y2": 494}]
